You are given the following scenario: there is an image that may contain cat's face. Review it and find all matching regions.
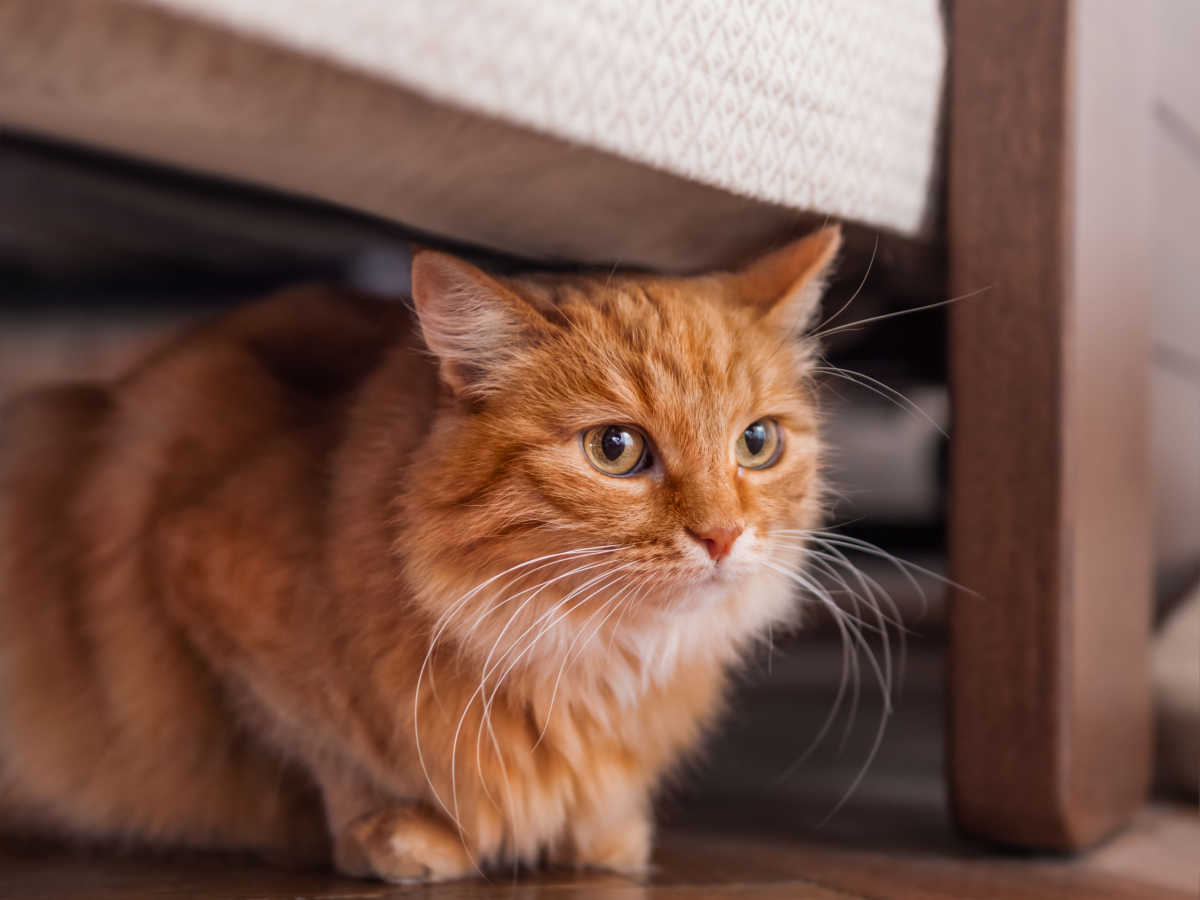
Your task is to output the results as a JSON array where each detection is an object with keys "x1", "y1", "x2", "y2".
[{"x1": 404, "y1": 227, "x2": 839, "y2": 661}]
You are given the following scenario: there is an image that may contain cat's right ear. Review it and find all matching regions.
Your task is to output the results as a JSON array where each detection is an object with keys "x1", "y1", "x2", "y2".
[
  {"x1": 410, "y1": 251, "x2": 551, "y2": 398},
  {"x1": 729, "y1": 225, "x2": 842, "y2": 335}
]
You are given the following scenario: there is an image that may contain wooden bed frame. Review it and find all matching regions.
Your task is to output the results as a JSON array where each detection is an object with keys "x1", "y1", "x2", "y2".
[{"x1": 947, "y1": 0, "x2": 1152, "y2": 850}]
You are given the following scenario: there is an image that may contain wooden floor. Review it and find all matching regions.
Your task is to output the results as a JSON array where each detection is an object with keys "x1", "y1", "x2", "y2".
[{"x1": 2, "y1": 637, "x2": 1195, "y2": 898}]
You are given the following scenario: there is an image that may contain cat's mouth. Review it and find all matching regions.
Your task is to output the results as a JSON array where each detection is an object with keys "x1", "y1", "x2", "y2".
[
  {"x1": 672, "y1": 553, "x2": 754, "y2": 592},
  {"x1": 702, "y1": 558, "x2": 749, "y2": 586}
]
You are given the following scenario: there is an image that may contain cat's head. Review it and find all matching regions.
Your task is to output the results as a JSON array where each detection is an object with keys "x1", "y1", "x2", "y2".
[{"x1": 401, "y1": 226, "x2": 840, "y2": 669}]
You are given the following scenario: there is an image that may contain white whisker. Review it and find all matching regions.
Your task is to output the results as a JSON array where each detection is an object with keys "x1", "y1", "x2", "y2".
[
  {"x1": 807, "y1": 530, "x2": 972, "y2": 597},
  {"x1": 478, "y1": 563, "x2": 637, "y2": 734},
  {"x1": 453, "y1": 562, "x2": 633, "y2": 834},
  {"x1": 531, "y1": 573, "x2": 646, "y2": 749},
  {"x1": 811, "y1": 285, "x2": 992, "y2": 340},
  {"x1": 766, "y1": 559, "x2": 885, "y2": 705},
  {"x1": 770, "y1": 566, "x2": 855, "y2": 781},
  {"x1": 811, "y1": 234, "x2": 878, "y2": 335},
  {"x1": 464, "y1": 556, "x2": 622, "y2": 816},
  {"x1": 412, "y1": 545, "x2": 617, "y2": 838},
  {"x1": 764, "y1": 557, "x2": 866, "y2": 743},
  {"x1": 812, "y1": 364, "x2": 947, "y2": 438},
  {"x1": 472, "y1": 565, "x2": 637, "y2": 826},
  {"x1": 807, "y1": 542, "x2": 914, "y2": 694},
  {"x1": 804, "y1": 550, "x2": 904, "y2": 713},
  {"x1": 761, "y1": 557, "x2": 892, "y2": 818},
  {"x1": 605, "y1": 574, "x2": 651, "y2": 658}
]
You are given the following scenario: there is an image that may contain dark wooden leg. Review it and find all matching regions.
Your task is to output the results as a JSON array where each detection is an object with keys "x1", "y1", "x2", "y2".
[{"x1": 947, "y1": 0, "x2": 1152, "y2": 850}]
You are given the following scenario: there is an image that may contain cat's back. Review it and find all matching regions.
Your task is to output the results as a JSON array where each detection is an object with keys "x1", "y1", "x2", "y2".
[
  {"x1": 0, "y1": 285, "x2": 412, "y2": 844},
  {"x1": 2, "y1": 284, "x2": 409, "y2": 550},
  {"x1": 119, "y1": 283, "x2": 411, "y2": 470}
]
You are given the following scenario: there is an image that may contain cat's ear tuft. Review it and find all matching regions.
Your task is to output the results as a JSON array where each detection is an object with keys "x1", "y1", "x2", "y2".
[
  {"x1": 410, "y1": 251, "x2": 549, "y2": 397},
  {"x1": 731, "y1": 225, "x2": 842, "y2": 333}
]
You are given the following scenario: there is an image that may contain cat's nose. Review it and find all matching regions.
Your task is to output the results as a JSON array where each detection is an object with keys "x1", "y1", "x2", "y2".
[{"x1": 691, "y1": 525, "x2": 744, "y2": 562}]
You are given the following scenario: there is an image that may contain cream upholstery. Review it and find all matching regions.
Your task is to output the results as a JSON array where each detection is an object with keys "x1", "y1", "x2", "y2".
[{"x1": 0, "y1": 0, "x2": 945, "y2": 269}]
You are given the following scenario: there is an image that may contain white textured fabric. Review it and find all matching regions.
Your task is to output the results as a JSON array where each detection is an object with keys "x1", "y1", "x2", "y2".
[{"x1": 151, "y1": 0, "x2": 946, "y2": 236}]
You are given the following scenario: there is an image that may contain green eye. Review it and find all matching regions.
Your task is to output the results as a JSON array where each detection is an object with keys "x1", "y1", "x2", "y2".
[
  {"x1": 582, "y1": 425, "x2": 649, "y2": 477},
  {"x1": 735, "y1": 418, "x2": 782, "y2": 469}
]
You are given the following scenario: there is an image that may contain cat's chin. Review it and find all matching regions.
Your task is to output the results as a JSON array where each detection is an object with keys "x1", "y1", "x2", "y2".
[
  {"x1": 639, "y1": 563, "x2": 744, "y2": 601},
  {"x1": 660, "y1": 562, "x2": 764, "y2": 612}
]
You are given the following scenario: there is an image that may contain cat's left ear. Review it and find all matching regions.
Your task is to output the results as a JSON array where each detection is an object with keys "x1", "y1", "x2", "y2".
[{"x1": 729, "y1": 225, "x2": 842, "y2": 333}]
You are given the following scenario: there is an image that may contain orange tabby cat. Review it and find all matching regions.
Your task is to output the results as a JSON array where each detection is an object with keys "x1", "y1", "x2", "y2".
[{"x1": 0, "y1": 225, "x2": 840, "y2": 882}]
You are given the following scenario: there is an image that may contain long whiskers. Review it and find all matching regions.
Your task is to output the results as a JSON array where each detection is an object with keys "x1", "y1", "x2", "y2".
[
  {"x1": 472, "y1": 569, "x2": 638, "y2": 795},
  {"x1": 530, "y1": 571, "x2": 654, "y2": 750},
  {"x1": 763, "y1": 553, "x2": 859, "y2": 771},
  {"x1": 812, "y1": 363, "x2": 947, "y2": 438},
  {"x1": 760, "y1": 557, "x2": 891, "y2": 823},
  {"x1": 794, "y1": 530, "x2": 974, "y2": 608},
  {"x1": 812, "y1": 235, "x2": 878, "y2": 335},
  {"x1": 810, "y1": 285, "x2": 992, "y2": 341},
  {"x1": 802, "y1": 548, "x2": 905, "y2": 732},
  {"x1": 765, "y1": 526, "x2": 978, "y2": 822},
  {"x1": 411, "y1": 545, "x2": 618, "y2": 841},
  {"x1": 464, "y1": 559, "x2": 630, "y2": 814},
  {"x1": 449, "y1": 561, "x2": 635, "y2": 834}
]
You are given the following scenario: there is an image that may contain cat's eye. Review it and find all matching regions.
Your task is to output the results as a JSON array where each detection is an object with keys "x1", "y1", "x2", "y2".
[
  {"x1": 582, "y1": 425, "x2": 650, "y2": 477},
  {"x1": 735, "y1": 418, "x2": 782, "y2": 469}
]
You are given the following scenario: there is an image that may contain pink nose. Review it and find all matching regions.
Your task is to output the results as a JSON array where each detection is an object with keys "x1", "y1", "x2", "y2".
[{"x1": 692, "y1": 525, "x2": 744, "y2": 562}]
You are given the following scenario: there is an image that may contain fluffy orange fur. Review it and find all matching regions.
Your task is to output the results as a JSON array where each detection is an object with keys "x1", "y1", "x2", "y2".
[{"x1": 0, "y1": 226, "x2": 841, "y2": 882}]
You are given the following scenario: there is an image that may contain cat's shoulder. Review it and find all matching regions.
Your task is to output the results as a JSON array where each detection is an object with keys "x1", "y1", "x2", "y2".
[
  {"x1": 0, "y1": 381, "x2": 114, "y2": 470},
  {"x1": 121, "y1": 283, "x2": 411, "y2": 400},
  {"x1": 219, "y1": 283, "x2": 408, "y2": 347}
]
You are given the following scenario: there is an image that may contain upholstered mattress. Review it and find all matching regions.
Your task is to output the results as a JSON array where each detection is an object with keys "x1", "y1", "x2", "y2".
[{"x1": 0, "y1": 0, "x2": 945, "y2": 270}]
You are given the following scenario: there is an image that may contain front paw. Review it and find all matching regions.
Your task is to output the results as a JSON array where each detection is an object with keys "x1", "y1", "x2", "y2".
[
  {"x1": 562, "y1": 812, "x2": 654, "y2": 876},
  {"x1": 334, "y1": 806, "x2": 474, "y2": 884}
]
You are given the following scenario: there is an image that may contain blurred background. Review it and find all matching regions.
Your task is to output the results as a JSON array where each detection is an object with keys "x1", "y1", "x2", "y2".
[{"x1": 0, "y1": 0, "x2": 1196, "y2": 897}]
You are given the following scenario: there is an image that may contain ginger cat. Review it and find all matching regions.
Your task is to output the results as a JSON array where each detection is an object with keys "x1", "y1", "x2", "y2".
[{"x1": 0, "y1": 225, "x2": 840, "y2": 882}]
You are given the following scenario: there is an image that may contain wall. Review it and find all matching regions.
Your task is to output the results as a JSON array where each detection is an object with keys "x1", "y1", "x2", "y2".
[{"x1": 1151, "y1": 0, "x2": 1200, "y2": 601}]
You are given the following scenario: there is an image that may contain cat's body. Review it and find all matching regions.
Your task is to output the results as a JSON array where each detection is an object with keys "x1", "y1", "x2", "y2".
[{"x1": 0, "y1": 227, "x2": 839, "y2": 881}]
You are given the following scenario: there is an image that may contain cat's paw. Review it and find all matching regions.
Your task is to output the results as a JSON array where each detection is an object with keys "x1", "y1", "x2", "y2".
[
  {"x1": 562, "y1": 812, "x2": 653, "y2": 877},
  {"x1": 334, "y1": 806, "x2": 474, "y2": 884}
]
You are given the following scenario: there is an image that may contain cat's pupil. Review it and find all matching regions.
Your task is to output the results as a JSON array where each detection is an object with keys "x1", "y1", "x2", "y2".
[
  {"x1": 744, "y1": 423, "x2": 766, "y2": 455},
  {"x1": 602, "y1": 427, "x2": 629, "y2": 461}
]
